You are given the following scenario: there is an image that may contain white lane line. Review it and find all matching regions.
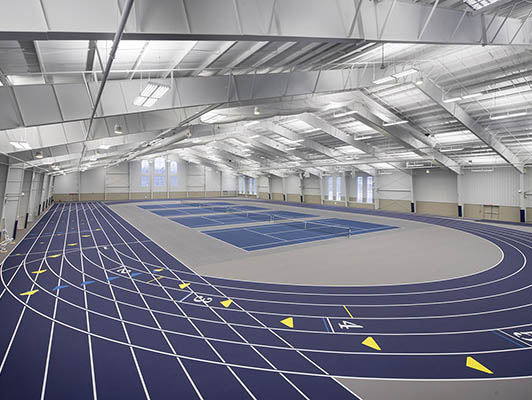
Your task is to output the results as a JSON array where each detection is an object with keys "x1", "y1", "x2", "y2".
[
  {"x1": 41, "y1": 203, "x2": 75, "y2": 400},
  {"x1": 98, "y1": 203, "x2": 330, "y2": 395},
  {"x1": 95, "y1": 206, "x2": 312, "y2": 399},
  {"x1": 86, "y1": 207, "x2": 205, "y2": 399},
  {"x1": 79, "y1": 203, "x2": 152, "y2": 400},
  {"x1": 90, "y1": 202, "x2": 256, "y2": 400},
  {"x1": 75, "y1": 203, "x2": 98, "y2": 400},
  {"x1": 0, "y1": 204, "x2": 67, "y2": 376}
]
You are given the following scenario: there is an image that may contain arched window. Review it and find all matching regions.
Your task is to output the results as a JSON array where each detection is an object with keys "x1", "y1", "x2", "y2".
[
  {"x1": 154, "y1": 157, "x2": 166, "y2": 187},
  {"x1": 169, "y1": 161, "x2": 178, "y2": 187},
  {"x1": 141, "y1": 160, "x2": 149, "y2": 187}
]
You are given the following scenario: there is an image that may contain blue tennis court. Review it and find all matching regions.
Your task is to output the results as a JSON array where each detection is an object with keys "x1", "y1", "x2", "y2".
[
  {"x1": 171, "y1": 210, "x2": 317, "y2": 228},
  {"x1": 205, "y1": 218, "x2": 398, "y2": 250},
  {"x1": 138, "y1": 201, "x2": 236, "y2": 210},
  {"x1": 151, "y1": 205, "x2": 268, "y2": 217}
]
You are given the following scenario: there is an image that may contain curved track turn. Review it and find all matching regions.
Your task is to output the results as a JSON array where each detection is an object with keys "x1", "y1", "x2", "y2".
[{"x1": 1, "y1": 201, "x2": 531, "y2": 399}]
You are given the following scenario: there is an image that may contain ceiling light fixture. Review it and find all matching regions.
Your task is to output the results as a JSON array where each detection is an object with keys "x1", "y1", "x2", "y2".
[
  {"x1": 383, "y1": 120, "x2": 408, "y2": 126},
  {"x1": 443, "y1": 96, "x2": 462, "y2": 103},
  {"x1": 489, "y1": 111, "x2": 528, "y2": 121},
  {"x1": 393, "y1": 68, "x2": 418, "y2": 78},
  {"x1": 10, "y1": 141, "x2": 31, "y2": 150},
  {"x1": 133, "y1": 82, "x2": 170, "y2": 107},
  {"x1": 99, "y1": 144, "x2": 112, "y2": 150},
  {"x1": 35, "y1": 151, "x2": 43, "y2": 159},
  {"x1": 114, "y1": 124, "x2": 123, "y2": 134},
  {"x1": 373, "y1": 76, "x2": 396, "y2": 85}
]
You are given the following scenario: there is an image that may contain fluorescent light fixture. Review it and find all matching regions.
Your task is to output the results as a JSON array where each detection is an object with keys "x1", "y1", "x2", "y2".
[
  {"x1": 99, "y1": 144, "x2": 112, "y2": 150},
  {"x1": 249, "y1": 135, "x2": 260, "y2": 139},
  {"x1": 244, "y1": 121, "x2": 260, "y2": 127},
  {"x1": 134, "y1": 82, "x2": 170, "y2": 107},
  {"x1": 471, "y1": 168, "x2": 494, "y2": 173},
  {"x1": 383, "y1": 120, "x2": 408, "y2": 126},
  {"x1": 489, "y1": 111, "x2": 528, "y2": 120},
  {"x1": 393, "y1": 68, "x2": 418, "y2": 78},
  {"x1": 462, "y1": 92, "x2": 482, "y2": 99},
  {"x1": 335, "y1": 110, "x2": 357, "y2": 118},
  {"x1": 373, "y1": 76, "x2": 396, "y2": 85},
  {"x1": 443, "y1": 96, "x2": 462, "y2": 103},
  {"x1": 10, "y1": 141, "x2": 31, "y2": 150}
]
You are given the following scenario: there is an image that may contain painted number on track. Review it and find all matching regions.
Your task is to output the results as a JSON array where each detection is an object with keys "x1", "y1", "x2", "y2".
[
  {"x1": 514, "y1": 331, "x2": 532, "y2": 342},
  {"x1": 194, "y1": 296, "x2": 213, "y2": 304},
  {"x1": 338, "y1": 320, "x2": 363, "y2": 330}
]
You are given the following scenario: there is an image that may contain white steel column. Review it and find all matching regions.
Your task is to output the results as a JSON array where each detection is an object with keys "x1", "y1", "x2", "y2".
[
  {"x1": 520, "y1": 172, "x2": 526, "y2": 223},
  {"x1": 457, "y1": 173, "x2": 464, "y2": 217},
  {"x1": 281, "y1": 176, "x2": 287, "y2": 201},
  {"x1": 40, "y1": 174, "x2": 50, "y2": 212},
  {"x1": 410, "y1": 173, "x2": 415, "y2": 213},
  {"x1": 27, "y1": 170, "x2": 41, "y2": 223},
  {"x1": 342, "y1": 172, "x2": 349, "y2": 207},
  {"x1": 319, "y1": 174, "x2": 324, "y2": 205},
  {"x1": 1, "y1": 165, "x2": 25, "y2": 239}
]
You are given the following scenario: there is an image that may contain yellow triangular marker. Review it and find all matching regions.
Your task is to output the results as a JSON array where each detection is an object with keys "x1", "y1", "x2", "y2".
[
  {"x1": 48, "y1": 254, "x2": 61, "y2": 258},
  {"x1": 220, "y1": 299, "x2": 233, "y2": 308},
  {"x1": 68, "y1": 243, "x2": 78, "y2": 246},
  {"x1": 281, "y1": 317, "x2": 294, "y2": 328},
  {"x1": 179, "y1": 283, "x2": 190, "y2": 289},
  {"x1": 362, "y1": 336, "x2": 381, "y2": 351},
  {"x1": 154, "y1": 268, "x2": 164, "y2": 272},
  {"x1": 20, "y1": 289, "x2": 39, "y2": 296},
  {"x1": 82, "y1": 235, "x2": 91, "y2": 238},
  {"x1": 466, "y1": 356, "x2": 493, "y2": 374},
  {"x1": 32, "y1": 269, "x2": 47, "y2": 274}
]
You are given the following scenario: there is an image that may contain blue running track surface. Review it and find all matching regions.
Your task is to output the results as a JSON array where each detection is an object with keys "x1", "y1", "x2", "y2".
[{"x1": 2, "y1": 200, "x2": 532, "y2": 399}]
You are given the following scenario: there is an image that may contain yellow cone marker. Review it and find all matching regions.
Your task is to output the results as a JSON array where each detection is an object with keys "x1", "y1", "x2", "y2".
[
  {"x1": 154, "y1": 268, "x2": 164, "y2": 272},
  {"x1": 179, "y1": 283, "x2": 191, "y2": 289},
  {"x1": 466, "y1": 356, "x2": 493, "y2": 374},
  {"x1": 68, "y1": 243, "x2": 78, "y2": 246},
  {"x1": 48, "y1": 254, "x2": 61, "y2": 258},
  {"x1": 281, "y1": 317, "x2": 294, "y2": 328},
  {"x1": 220, "y1": 299, "x2": 233, "y2": 308},
  {"x1": 32, "y1": 269, "x2": 47, "y2": 274},
  {"x1": 362, "y1": 336, "x2": 381, "y2": 351},
  {"x1": 82, "y1": 235, "x2": 91, "y2": 238},
  {"x1": 20, "y1": 289, "x2": 39, "y2": 296},
  {"x1": 147, "y1": 276, "x2": 163, "y2": 284}
]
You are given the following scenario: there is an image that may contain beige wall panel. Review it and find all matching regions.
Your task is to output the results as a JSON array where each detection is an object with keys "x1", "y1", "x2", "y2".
[
  {"x1": 105, "y1": 193, "x2": 129, "y2": 201},
  {"x1": 205, "y1": 191, "x2": 221, "y2": 197},
  {"x1": 53, "y1": 194, "x2": 78, "y2": 202},
  {"x1": 130, "y1": 192, "x2": 151, "y2": 200},
  {"x1": 464, "y1": 204, "x2": 482, "y2": 220},
  {"x1": 272, "y1": 193, "x2": 284, "y2": 201},
  {"x1": 527, "y1": 208, "x2": 532, "y2": 223},
  {"x1": 187, "y1": 192, "x2": 206, "y2": 198},
  {"x1": 379, "y1": 199, "x2": 410, "y2": 213},
  {"x1": 258, "y1": 192, "x2": 270, "y2": 200},
  {"x1": 169, "y1": 192, "x2": 187, "y2": 199},
  {"x1": 348, "y1": 201, "x2": 375, "y2": 210},
  {"x1": 286, "y1": 194, "x2": 302, "y2": 203},
  {"x1": 498, "y1": 206, "x2": 520, "y2": 222},
  {"x1": 416, "y1": 201, "x2": 458, "y2": 217},
  {"x1": 153, "y1": 192, "x2": 168, "y2": 199},
  {"x1": 80, "y1": 193, "x2": 105, "y2": 201},
  {"x1": 303, "y1": 195, "x2": 321, "y2": 204}
]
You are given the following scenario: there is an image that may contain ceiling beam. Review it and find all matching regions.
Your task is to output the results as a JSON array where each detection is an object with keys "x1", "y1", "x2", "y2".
[
  {"x1": 416, "y1": 79, "x2": 524, "y2": 173},
  {"x1": 2, "y1": 0, "x2": 530, "y2": 45},
  {"x1": 347, "y1": 95, "x2": 462, "y2": 174}
]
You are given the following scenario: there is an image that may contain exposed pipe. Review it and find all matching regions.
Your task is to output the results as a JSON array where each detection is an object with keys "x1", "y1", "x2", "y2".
[{"x1": 78, "y1": 0, "x2": 135, "y2": 167}]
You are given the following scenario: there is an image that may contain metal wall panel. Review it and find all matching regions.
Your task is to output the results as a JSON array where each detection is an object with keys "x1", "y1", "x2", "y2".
[
  {"x1": 462, "y1": 167, "x2": 520, "y2": 207},
  {"x1": 413, "y1": 170, "x2": 457, "y2": 203}
]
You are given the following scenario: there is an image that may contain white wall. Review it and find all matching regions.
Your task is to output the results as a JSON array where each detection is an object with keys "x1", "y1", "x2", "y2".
[
  {"x1": 54, "y1": 172, "x2": 79, "y2": 194},
  {"x1": 302, "y1": 175, "x2": 320, "y2": 196},
  {"x1": 414, "y1": 170, "x2": 457, "y2": 203},
  {"x1": 81, "y1": 168, "x2": 105, "y2": 194},
  {"x1": 271, "y1": 177, "x2": 283, "y2": 193},
  {"x1": 461, "y1": 167, "x2": 520, "y2": 206},
  {"x1": 377, "y1": 171, "x2": 411, "y2": 201},
  {"x1": 285, "y1": 175, "x2": 301, "y2": 194}
]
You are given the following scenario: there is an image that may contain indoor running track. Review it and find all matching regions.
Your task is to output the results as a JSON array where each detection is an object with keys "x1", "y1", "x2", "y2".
[{"x1": 1, "y1": 201, "x2": 532, "y2": 399}]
